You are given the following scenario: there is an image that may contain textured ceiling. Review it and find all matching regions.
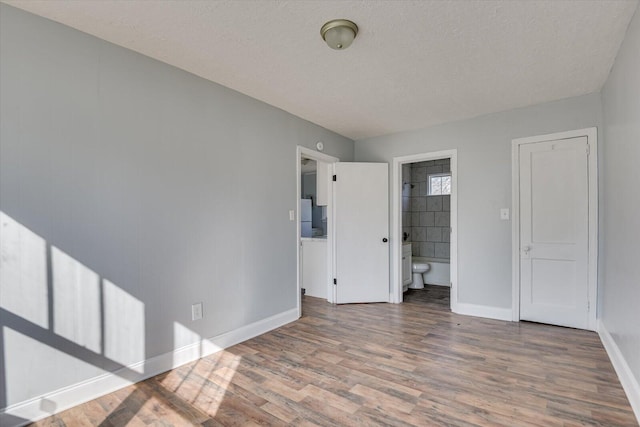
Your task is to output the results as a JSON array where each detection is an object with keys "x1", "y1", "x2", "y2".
[{"x1": 3, "y1": 0, "x2": 638, "y2": 140}]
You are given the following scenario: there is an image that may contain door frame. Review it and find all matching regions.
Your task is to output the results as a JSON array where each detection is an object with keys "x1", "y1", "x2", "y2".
[
  {"x1": 296, "y1": 146, "x2": 339, "y2": 317},
  {"x1": 391, "y1": 149, "x2": 458, "y2": 309},
  {"x1": 511, "y1": 127, "x2": 598, "y2": 330}
]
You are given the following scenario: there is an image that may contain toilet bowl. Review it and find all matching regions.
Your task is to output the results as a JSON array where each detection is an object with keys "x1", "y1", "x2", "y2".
[{"x1": 409, "y1": 259, "x2": 430, "y2": 289}]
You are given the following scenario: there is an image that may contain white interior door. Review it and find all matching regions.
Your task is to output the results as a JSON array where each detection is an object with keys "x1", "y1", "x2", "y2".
[
  {"x1": 519, "y1": 136, "x2": 590, "y2": 329},
  {"x1": 335, "y1": 163, "x2": 389, "y2": 303}
]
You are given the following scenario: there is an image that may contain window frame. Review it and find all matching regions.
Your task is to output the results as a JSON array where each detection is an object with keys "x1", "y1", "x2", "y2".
[{"x1": 427, "y1": 172, "x2": 452, "y2": 196}]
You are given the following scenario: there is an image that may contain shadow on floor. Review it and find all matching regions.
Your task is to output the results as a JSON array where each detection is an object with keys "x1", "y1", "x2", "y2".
[{"x1": 403, "y1": 284, "x2": 450, "y2": 308}]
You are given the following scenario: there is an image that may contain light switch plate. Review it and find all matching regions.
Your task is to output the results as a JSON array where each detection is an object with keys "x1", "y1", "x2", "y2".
[
  {"x1": 500, "y1": 208, "x2": 510, "y2": 220},
  {"x1": 192, "y1": 302, "x2": 203, "y2": 321},
  {"x1": 289, "y1": 210, "x2": 295, "y2": 221}
]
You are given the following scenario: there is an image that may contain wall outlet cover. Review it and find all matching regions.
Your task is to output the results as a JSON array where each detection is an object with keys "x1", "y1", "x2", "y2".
[{"x1": 500, "y1": 208, "x2": 510, "y2": 220}]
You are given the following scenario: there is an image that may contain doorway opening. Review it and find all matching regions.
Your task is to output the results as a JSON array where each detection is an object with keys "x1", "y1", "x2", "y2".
[
  {"x1": 391, "y1": 150, "x2": 458, "y2": 311},
  {"x1": 296, "y1": 146, "x2": 338, "y2": 318}
]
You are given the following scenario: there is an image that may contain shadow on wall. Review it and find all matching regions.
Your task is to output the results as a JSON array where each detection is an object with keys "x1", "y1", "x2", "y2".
[{"x1": 0, "y1": 211, "x2": 238, "y2": 426}]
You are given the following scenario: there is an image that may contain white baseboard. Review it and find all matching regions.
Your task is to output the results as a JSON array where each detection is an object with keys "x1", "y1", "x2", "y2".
[
  {"x1": 598, "y1": 319, "x2": 640, "y2": 424},
  {"x1": 0, "y1": 308, "x2": 298, "y2": 427},
  {"x1": 454, "y1": 302, "x2": 513, "y2": 321}
]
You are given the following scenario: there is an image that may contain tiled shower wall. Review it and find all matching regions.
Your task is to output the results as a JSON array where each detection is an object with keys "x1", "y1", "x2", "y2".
[{"x1": 402, "y1": 159, "x2": 451, "y2": 259}]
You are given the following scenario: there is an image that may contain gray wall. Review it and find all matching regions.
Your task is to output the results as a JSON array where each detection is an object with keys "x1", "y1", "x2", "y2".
[
  {"x1": 0, "y1": 4, "x2": 353, "y2": 411},
  {"x1": 601, "y1": 6, "x2": 640, "y2": 390},
  {"x1": 355, "y1": 93, "x2": 603, "y2": 308}
]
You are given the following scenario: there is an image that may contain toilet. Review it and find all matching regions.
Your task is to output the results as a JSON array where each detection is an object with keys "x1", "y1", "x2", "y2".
[{"x1": 409, "y1": 258, "x2": 431, "y2": 289}]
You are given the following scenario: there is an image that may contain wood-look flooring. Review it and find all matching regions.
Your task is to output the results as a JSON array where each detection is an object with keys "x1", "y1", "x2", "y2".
[{"x1": 32, "y1": 286, "x2": 637, "y2": 426}]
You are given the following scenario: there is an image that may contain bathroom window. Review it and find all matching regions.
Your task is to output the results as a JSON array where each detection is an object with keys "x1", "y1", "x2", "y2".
[{"x1": 428, "y1": 173, "x2": 451, "y2": 195}]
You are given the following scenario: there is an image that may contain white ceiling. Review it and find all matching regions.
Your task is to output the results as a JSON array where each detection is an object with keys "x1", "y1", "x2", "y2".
[{"x1": 4, "y1": 0, "x2": 637, "y2": 140}]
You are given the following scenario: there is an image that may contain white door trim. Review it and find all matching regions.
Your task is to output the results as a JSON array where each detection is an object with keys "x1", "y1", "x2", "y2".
[
  {"x1": 391, "y1": 149, "x2": 458, "y2": 310},
  {"x1": 511, "y1": 128, "x2": 598, "y2": 330},
  {"x1": 296, "y1": 146, "x2": 339, "y2": 317}
]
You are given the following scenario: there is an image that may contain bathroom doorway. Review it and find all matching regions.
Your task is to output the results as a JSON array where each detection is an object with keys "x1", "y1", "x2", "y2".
[{"x1": 391, "y1": 150, "x2": 458, "y2": 311}]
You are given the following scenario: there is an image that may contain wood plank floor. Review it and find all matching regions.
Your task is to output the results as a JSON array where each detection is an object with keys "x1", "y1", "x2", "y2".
[{"x1": 32, "y1": 286, "x2": 637, "y2": 426}]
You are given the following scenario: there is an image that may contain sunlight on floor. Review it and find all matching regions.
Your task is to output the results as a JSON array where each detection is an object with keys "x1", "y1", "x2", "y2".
[{"x1": 159, "y1": 350, "x2": 241, "y2": 417}]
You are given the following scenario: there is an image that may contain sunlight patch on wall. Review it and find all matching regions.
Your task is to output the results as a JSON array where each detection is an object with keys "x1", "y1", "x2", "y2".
[
  {"x1": 52, "y1": 246, "x2": 101, "y2": 353},
  {"x1": 0, "y1": 211, "x2": 48, "y2": 328},
  {"x1": 103, "y1": 280, "x2": 145, "y2": 372},
  {"x1": 2, "y1": 326, "x2": 106, "y2": 407},
  {"x1": 173, "y1": 321, "x2": 201, "y2": 351}
]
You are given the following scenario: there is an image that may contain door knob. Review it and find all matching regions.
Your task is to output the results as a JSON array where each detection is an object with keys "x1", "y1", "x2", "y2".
[
  {"x1": 382, "y1": 238, "x2": 388, "y2": 243},
  {"x1": 522, "y1": 245, "x2": 532, "y2": 255}
]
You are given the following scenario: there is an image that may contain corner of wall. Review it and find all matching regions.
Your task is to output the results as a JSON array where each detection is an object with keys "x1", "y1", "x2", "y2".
[{"x1": 598, "y1": 320, "x2": 640, "y2": 423}]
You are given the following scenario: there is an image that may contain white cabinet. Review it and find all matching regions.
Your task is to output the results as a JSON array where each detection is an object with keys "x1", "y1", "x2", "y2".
[
  {"x1": 402, "y1": 243, "x2": 412, "y2": 286},
  {"x1": 316, "y1": 161, "x2": 329, "y2": 206},
  {"x1": 302, "y1": 238, "x2": 328, "y2": 299}
]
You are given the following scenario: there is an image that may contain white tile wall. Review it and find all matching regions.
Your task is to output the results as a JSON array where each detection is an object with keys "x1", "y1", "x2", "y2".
[
  {"x1": 420, "y1": 242, "x2": 435, "y2": 257},
  {"x1": 411, "y1": 167, "x2": 427, "y2": 183},
  {"x1": 411, "y1": 212, "x2": 421, "y2": 227},
  {"x1": 426, "y1": 196, "x2": 443, "y2": 212},
  {"x1": 435, "y1": 243, "x2": 450, "y2": 258},
  {"x1": 443, "y1": 195, "x2": 450, "y2": 211},
  {"x1": 419, "y1": 211, "x2": 434, "y2": 226},
  {"x1": 402, "y1": 196, "x2": 411, "y2": 212},
  {"x1": 412, "y1": 197, "x2": 427, "y2": 212},
  {"x1": 411, "y1": 227, "x2": 427, "y2": 242},
  {"x1": 435, "y1": 211, "x2": 450, "y2": 227},
  {"x1": 427, "y1": 165, "x2": 443, "y2": 175},
  {"x1": 401, "y1": 159, "x2": 451, "y2": 259},
  {"x1": 401, "y1": 165, "x2": 412, "y2": 243},
  {"x1": 426, "y1": 227, "x2": 442, "y2": 242}
]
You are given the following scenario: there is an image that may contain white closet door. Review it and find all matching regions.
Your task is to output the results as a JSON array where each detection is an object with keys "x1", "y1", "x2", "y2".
[{"x1": 519, "y1": 136, "x2": 589, "y2": 329}]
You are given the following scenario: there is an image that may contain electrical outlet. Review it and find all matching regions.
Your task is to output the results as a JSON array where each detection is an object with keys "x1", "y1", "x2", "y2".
[
  {"x1": 191, "y1": 302, "x2": 203, "y2": 321},
  {"x1": 500, "y1": 208, "x2": 510, "y2": 220}
]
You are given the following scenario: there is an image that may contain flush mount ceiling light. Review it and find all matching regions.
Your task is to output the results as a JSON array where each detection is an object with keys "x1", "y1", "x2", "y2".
[{"x1": 320, "y1": 19, "x2": 358, "y2": 50}]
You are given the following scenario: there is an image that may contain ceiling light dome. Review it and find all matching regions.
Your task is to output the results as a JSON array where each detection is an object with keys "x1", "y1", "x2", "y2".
[{"x1": 321, "y1": 19, "x2": 358, "y2": 50}]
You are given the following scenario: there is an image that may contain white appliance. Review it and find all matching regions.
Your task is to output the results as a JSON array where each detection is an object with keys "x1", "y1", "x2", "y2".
[{"x1": 300, "y1": 199, "x2": 312, "y2": 237}]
